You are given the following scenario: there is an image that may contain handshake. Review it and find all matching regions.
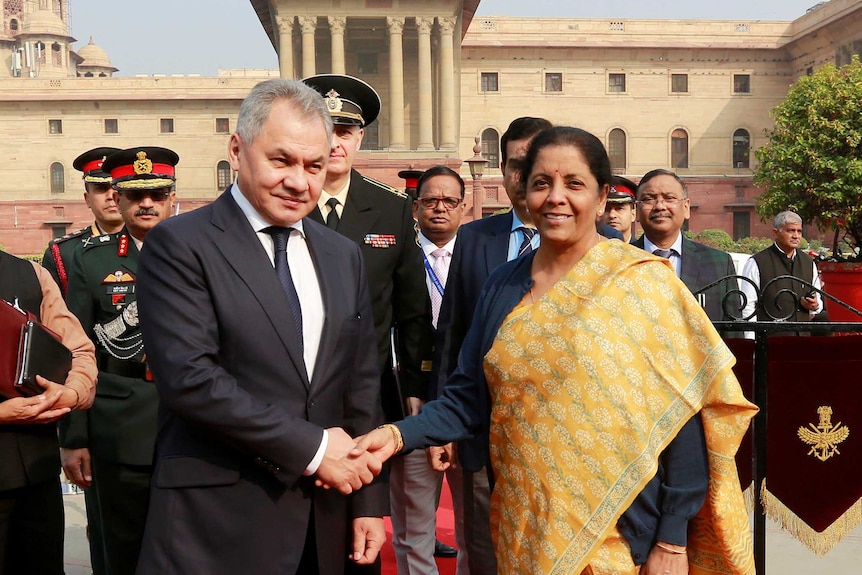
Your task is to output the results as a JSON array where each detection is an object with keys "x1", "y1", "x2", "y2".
[{"x1": 313, "y1": 425, "x2": 404, "y2": 494}]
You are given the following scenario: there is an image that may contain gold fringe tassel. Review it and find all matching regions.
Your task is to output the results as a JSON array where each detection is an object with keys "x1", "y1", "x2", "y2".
[
  {"x1": 741, "y1": 481, "x2": 755, "y2": 515},
  {"x1": 761, "y1": 479, "x2": 862, "y2": 556}
]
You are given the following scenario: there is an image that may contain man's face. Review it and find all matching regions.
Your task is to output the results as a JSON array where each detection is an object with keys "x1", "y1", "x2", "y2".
[
  {"x1": 636, "y1": 174, "x2": 690, "y2": 243},
  {"x1": 774, "y1": 220, "x2": 803, "y2": 255},
  {"x1": 84, "y1": 182, "x2": 123, "y2": 230},
  {"x1": 326, "y1": 124, "x2": 364, "y2": 183},
  {"x1": 502, "y1": 136, "x2": 534, "y2": 223},
  {"x1": 116, "y1": 187, "x2": 175, "y2": 241},
  {"x1": 412, "y1": 175, "x2": 464, "y2": 245},
  {"x1": 602, "y1": 202, "x2": 635, "y2": 239},
  {"x1": 228, "y1": 99, "x2": 330, "y2": 226}
]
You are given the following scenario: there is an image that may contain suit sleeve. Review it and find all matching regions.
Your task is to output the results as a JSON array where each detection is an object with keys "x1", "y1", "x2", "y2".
[
  {"x1": 392, "y1": 200, "x2": 434, "y2": 401},
  {"x1": 138, "y1": 222, "x2": 339, "y2": 485},
  {"x1": 58, "y1": 249, "x2": 95, "y2": 448}
]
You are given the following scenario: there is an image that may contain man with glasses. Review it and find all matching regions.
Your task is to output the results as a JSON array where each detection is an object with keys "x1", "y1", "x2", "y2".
[
  {"x1": 61, "y1": 147, "x2": 178, "y2": 575},
  {"x1": 634, "y1": 169, "x2": 737, "y2": 321},
  {"x1": 387, "y1": 166, "x2": 468, "y2": 575}
]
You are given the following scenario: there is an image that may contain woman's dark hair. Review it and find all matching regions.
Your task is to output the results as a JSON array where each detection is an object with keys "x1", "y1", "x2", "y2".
[{"x1": 521, "y1": 126, "x2": 612, "y2": 193}]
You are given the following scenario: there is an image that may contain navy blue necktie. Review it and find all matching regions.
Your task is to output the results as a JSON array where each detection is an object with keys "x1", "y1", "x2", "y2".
[
  {"x1": 517, "y1": 226, "x2": 536, "y2": 257},
  {"x1": 325, "y1": 197, "x2": 341, "y2": 230},
  {"x1": 265, "y1": 227, "x2": 303, "y2": 349}
]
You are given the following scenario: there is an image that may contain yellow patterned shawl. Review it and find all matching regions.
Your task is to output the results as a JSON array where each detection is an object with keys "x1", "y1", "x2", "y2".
[{"x1": 483, "y1": 240, "x2": 757, "y2": 575}]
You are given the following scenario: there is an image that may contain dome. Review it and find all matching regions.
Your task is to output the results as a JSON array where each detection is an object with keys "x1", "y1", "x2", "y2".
[
  {"x1": 77, "y1": 37, "x2": 114, "y2": 68},
  {"x1": 20, "y1": 8, "x2": 75, "y2": 40}
]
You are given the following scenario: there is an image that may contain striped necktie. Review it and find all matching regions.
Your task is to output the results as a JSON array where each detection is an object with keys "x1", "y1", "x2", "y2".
[{"x1": 517, "y1": 227, "x2": 536, "y2": 257}]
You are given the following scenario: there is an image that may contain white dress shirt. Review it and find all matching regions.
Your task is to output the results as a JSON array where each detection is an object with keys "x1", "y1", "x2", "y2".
[{"x1": 643, "y1": 232, "x2": 684, "y2": 277}]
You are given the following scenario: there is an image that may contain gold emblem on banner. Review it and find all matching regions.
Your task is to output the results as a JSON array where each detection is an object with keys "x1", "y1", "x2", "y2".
[
  {"x1": 133, "y1": 151, "x2": 153, "y2": 174},
  {"x1": 798, "y1": 406, "x2": 849, "y2": 462}
]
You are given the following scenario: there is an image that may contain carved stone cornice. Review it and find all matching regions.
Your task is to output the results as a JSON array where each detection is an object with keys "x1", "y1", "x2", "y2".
[
  {"x1": 328, "y1": 16, "x2": 346, "y2": 35},
  {"x1": 416, "y1": 17, "x2": 433, "y2": 35},
  {"x1": 386, "y1": 16, "x2": 404, "y2": 35},
  {"x1": 438, "y1": 17, "x2": 455, "y2": 35},
  {"x1": 298, "y1": 16, "x2": 318, "y2": 34}
]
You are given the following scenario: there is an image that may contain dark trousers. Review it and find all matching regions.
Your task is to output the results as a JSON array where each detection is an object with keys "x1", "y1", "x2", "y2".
[
  {"x1": 85, "y1": 482, "x2": 108, "y2": 575},
  {"x1": 464, "y1": 467, "x2": 497, "y2": 575},
  {"x1": 92, "y1": 458, "x2": 151, "y2": 575},
  {"x1": 0, "y1": 477, "x2": 64, "y2": 575}
]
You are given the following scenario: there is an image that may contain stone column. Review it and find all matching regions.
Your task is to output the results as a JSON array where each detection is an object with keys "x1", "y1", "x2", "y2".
[
  {"x1": 276, "y1": 16, "x2": 295, "y2": 78},
  {"x1": 416, "y1": 17, "x2": 434, "y2": 151},
  {"x1": 328, "y1": 16, "x2": 346, "y2": 75},
  {"x1": 438, "y1": 17, "x2": 457, "y2": 150},
  {"x1": 298, "y1": 16, "x2": 317, "y2": 77},
  {"x1": 387, "y1": 16, "x2": 406, "y2": 150}
]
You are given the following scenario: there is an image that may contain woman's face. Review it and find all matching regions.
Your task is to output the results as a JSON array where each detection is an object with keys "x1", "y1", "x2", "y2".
[{"x1": 525, "y1": 144, "x2": 609, "y2": 249}]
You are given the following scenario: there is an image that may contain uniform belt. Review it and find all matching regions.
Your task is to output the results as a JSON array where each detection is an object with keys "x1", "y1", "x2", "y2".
[{"x1": 98, "y1": 354, "x2": 148, "y2": 380}]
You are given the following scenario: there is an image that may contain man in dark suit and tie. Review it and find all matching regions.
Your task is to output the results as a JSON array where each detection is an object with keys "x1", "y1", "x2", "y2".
[
  {"x1": 134, "y1": 79, "x2": 388, "y2": 575},
  {"x1": 633, "y1": 169, "x2": 738, "y2": 321},
  {"x1": 429, "y1": 117, "x2": 551, "y2": 574}
]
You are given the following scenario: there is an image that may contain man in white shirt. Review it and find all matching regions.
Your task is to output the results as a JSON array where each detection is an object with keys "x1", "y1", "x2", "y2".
[{"x1": 390, "y1": 165, "x2": 468, "y2": 575}]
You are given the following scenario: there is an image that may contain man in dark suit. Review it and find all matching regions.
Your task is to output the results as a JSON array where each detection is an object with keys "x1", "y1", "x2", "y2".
[
  {"x1": 135, "y1": 79, "x2": 387, "y2": 575},
  {"x1": 633, "y1": 169, "x2": 738, "y2": 321},
  {"x1": 0, "y1": 251, "x2": 96, "y2": 575},
  {"x1": 302, "y1": 75, "x2": 431, "y2": 575},
  {"x1": 429, "y1": 117, "x2": 551, "y2": 575},
  {"x1": 61, "y1": 147, "x2": 178, "y2": 575}
]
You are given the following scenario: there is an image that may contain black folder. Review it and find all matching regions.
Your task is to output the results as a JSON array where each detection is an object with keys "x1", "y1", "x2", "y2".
[{"x1": 1, "y1": 298, "x2": 72, "y2": 398}]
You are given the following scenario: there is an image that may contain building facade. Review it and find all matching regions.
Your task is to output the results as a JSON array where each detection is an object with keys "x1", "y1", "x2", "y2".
[{"x1": 2, "y1": 0, "x2": 861, "y2": 254}]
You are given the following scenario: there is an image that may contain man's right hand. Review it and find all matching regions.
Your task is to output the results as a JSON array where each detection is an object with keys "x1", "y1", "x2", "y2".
[
  {"x1": 0, "y1": 392, "x2": 69, "y2": 425},
  {"x1": 427, "y1": 442, "x2": 457, "y2": 472},
  {"x1": 314, "y1": 427, "x2": 383, "y2": 495},
  {"x1": 61, "y1": 447, "x2": 93, "y2": 489}
]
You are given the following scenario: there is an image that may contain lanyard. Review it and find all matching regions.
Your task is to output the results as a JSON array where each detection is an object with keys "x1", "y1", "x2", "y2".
[{"x1": 422, "y1": 251, "x2": 445, "y2": 297}]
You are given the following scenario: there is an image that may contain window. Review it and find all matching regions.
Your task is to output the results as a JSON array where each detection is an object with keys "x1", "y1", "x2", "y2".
[
  {"x1": 360, "y1": 120, "x2": 379, "y2": 150},
  {"x1": 481, "y1": 128, "x2": 500, "y2": 169},
  {"x1": 51, "y1": 225, "x2": 67, "y2": 239},
  {"x1": 35, "y1": 41, "x2": 45, "y2": 64},
  {"x1": 160, "y1": 118, "x2": 174, "y2": 133},
  {"x1": 733, "y1": 74, "x2": 750, "y2": 93},
  {"x1": 50, "y1": 162, "x2": 65, "y2": 194},
  {"x1": 608, "y1": 73, "x2": 626, "y2": 93},
  {"x1": 51, "y1": 42, "x2": 61, "y2": 67},
  {"x1": 48, "y1": 119, "x2": 62, "y2": 134},
  {"x1": 217, "y1": 161, "x2": 232, "y2": 189},
  {"x1": 10, "y1": 19, "x2": 18, "y2": 32},
  {"x1": 733, "y1": 211, "x2": 750, "y2": 240},
  {"x1": 480, "y1": 72, "x2": 499, "y2": 92},
  {"x1": 608, "y1": 129, "x2": 627, "y2": 173},
  {"x1": 216, "y1": 117, "x2": 230, "y2": 133},
  {"x1": 671, "y1": 129, "x2": 689, "y2": 169},
  {"x1": 544, "y1": 72, "x2": 562, "y2": 93},
  {"x1": 671, "y1": 74, "x2": 688, "y2": 93},
  {"x1": 104, "y1": 118, "x2": 118, "y2": 134},
  {"x1": 733, "y1": 129, "x2": 750, "y2": 169},
  {"x1": 357, "y1": 53, "x2": 378, "y2": 75}
]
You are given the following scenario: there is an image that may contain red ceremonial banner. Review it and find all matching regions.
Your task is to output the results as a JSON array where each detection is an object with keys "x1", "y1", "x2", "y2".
[{"x1": 725, "y1": 338, "x2": 755, "y2": 492}]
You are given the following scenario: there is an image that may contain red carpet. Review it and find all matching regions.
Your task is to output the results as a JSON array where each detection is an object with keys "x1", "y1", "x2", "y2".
[{"x1": 380, "y1": 477, "x2": 458, "y2": 575}]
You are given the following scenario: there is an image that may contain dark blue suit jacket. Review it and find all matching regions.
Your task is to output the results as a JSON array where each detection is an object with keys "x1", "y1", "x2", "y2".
[{"x1": 136, "y1": 190, "x2": 387, "y2": 575}]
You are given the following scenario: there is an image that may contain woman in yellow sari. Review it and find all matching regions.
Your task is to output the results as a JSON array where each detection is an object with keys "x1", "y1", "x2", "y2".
[{"x1": 361, "y1": 127, "x2": 757, "y2": 575}]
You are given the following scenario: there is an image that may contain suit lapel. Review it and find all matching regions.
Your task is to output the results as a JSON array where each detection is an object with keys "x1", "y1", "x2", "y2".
[
  {"x1": 303, "y1": 222, "x2": 341, "y2": 390},
  {"x1": 210, "y1": 193, "x2": 309, "y2": 387},
  {"x1": 680, "y1": 237, "x2": 699, "y2": 293},
  {"x1": 484, "y1": 212, "x2": 513, "y2": 273}
]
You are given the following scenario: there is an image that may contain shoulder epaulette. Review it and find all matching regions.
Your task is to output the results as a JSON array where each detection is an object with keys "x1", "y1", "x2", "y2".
[
  {"x1": 82, "y1": 233, "x2": 118, "y2": 251},
  {"x1": 362, "y1": 175, "x2": 408, "y2": 200},
  {"x1": 48, "y1": 226, "x2": 89, "y2": 246}
]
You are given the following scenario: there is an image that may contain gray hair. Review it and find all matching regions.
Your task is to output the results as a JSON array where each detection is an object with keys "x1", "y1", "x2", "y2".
[
  {"x1": 236, "y1": 79, "x2": 333, "y2": 144},
  {"x1": 773, "y1": 211, "x2": 802, "y2": 230}
]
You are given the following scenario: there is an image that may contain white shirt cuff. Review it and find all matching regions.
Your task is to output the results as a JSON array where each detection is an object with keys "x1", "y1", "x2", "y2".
[{"x1": 303, "y1": 429, "x2": 328, "y2": 476}]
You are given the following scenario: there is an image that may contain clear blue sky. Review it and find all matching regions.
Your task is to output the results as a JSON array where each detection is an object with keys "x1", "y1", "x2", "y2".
[{"x1": 71, "y1": 0, "x2": 823, "y2": 76}]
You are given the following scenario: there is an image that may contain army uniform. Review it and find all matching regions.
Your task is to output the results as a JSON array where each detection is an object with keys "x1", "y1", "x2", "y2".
[{"x1": 41, "y1": 224, "x2": 102, "y2": 296}]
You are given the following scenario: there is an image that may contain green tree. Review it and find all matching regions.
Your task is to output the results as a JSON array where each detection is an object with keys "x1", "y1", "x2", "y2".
[{"x1": 753, "y1": 55, "x2": 862, "y2": 260}]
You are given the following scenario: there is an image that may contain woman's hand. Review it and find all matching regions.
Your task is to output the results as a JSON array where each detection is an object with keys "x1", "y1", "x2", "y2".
[{"x1": 640, "y1": 541, "x2": 688, "y2": 575}]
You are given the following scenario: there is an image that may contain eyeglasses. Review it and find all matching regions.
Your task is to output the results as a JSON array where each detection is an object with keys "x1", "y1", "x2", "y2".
[
  {"x1": 638, "y1": 196, "x2": 685, "y2": 208},
  {"x1": 416, "y1": 196, "x2": 461, "y2": 211},
  {"x1": 120, "y1": 189, "x2": 172, "y2": 203}
]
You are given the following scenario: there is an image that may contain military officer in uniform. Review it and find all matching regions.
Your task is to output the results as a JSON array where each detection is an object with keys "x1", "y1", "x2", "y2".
[
  {"x1": 60, "y1": 146, "x2": 178, "y2": 575},
  {"x1": 42, "y1": 147, "x2": 124, "y2": 298},
  {"x1": 303, "y1": 74, "x2": 432, "y2": 575}
]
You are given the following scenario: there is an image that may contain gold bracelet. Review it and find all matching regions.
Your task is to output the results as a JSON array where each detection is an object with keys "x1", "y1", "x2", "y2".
[
  {"x1": 655, "y1": 542, "x2": 687, "y2": 555},
  {"x1": 377, "y1": 424, "x2": 404, "y2": 454}
]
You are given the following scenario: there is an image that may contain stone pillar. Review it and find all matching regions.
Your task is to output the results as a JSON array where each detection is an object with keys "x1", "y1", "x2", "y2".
[
  {"x1": 328, "y1": 16, "x2": 346, "y2": 75},
  {"x1": 387, "y1": 17, "x2": 406, "y2": 150},
  {"x1": 276, "y1": 16, "x2": 295, "y2": 79},
  {"x1": 298, "y1": 16, "x2": 317, "y2": 77},
  {"x1": 438, "y1": 17, "x2": 457, "y2": 150},
  {"x1": 416, "y1": 17, "x2": 434, "y2": 151}
]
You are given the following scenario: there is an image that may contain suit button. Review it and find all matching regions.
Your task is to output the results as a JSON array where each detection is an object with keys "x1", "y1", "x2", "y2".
[
  {"x1": 309, "y1": 400, "x2": 316, "y2": 408},
  {"x1": 634, "y1": 553, "x2": 641, "y2": 560}
]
